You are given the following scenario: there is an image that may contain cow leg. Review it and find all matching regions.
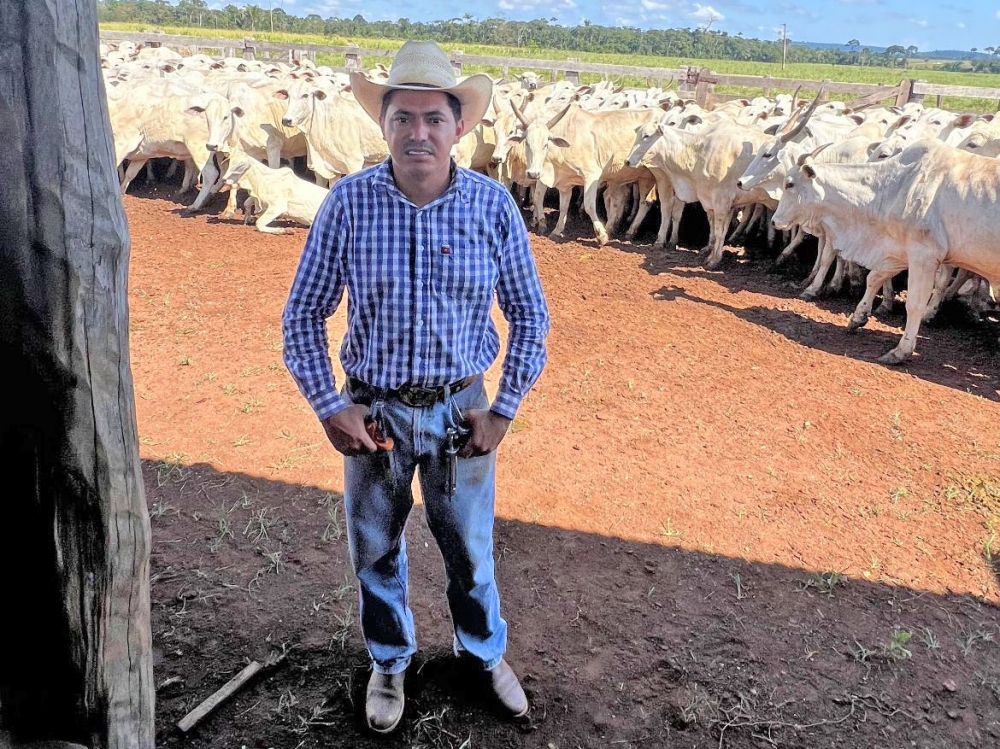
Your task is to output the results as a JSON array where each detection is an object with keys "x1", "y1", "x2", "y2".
[
  {"x1": 531, "y1": 184, "x2": 548, "y2": 231},
  {"x1": 624, "y1": 185, "x2": 656, "y2": 241},
  {"x1": 254, "y1": 202, "x2": 288, "y2": 234},
  {"x1": 827, "y1": 256, "x2": 847, "y2": 294},
  {"x1": 119, "y1": 158, "x2": 147, "y2": 194},
  {"x1": 801, "y1": 233, "x2": 836, "y2": 301},
  {"x1": 880, "y1": 255, "x2": 938, "y2": 364},
  {"x1": 777, "y1": 226, "x2": 807, "y2": 266},
  {"x1": 549, "y1": 188, "x2": 574, "y2": 241},
  {"x1": 579, "y1": 180, "x2": 610, "y2": 245},
  {"x1": 144, "y1": 160, "x2": 156, "y2": 184},
  {"x1": 222, "y1": 186, "x2": 242, "y2": 219},
  {"x1": 848, "y1": 268, "x2": 898, "y2": 331},
  {"x1": 703, "y1": 209, "x2": 715, "y2": 255},
  {"x1": 921, "y1": 265, "x2": 957, "y2": 322},
  {"x1": 186, "y1": 153, "x2": 219, "y2": 212},
  {"x1": 165, "y1": 159, "x2": 181, "y2": 179},
  {"x1": 178, "y1": 159, "x2": 199, "y2": 195},
  {"x1": 704, "y1": 205, "x2": 731, "y2": 269},
  {"x1": 604, "y1": 185, "x2": 627, "y2": 237},
  {"x1": 877, "y1": 278, "x2": 896, "y2": 315}
]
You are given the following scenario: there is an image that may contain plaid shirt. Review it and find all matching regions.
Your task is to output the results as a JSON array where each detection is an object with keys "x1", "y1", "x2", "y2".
[{"x1": 283, "y1": 160, "x2": 549, "y2": 421}]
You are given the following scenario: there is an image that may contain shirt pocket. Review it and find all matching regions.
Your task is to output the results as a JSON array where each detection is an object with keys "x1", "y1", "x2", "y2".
[{"x1": 432, "y1": 225, "x2": 499, "y2": 302}]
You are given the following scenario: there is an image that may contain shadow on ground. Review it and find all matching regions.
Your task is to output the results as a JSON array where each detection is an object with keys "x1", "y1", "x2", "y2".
[{"x1": 146, "y1": 460, "x2": 1000, "y2": 749}]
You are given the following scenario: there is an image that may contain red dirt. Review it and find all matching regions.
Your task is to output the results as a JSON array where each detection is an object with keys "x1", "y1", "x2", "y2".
[{"x1": 127, "y1": 184, "x2": 1000, "y2": 748}]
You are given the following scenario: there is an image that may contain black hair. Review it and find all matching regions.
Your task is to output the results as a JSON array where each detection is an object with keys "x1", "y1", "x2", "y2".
[{"x1": 380, "y1": 88, "x2": 463, "y2": 124}]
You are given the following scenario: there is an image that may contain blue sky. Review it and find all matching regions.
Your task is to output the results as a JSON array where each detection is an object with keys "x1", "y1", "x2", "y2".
[{"x1": 250, "y1": 0, "x2": 998, "y2": 51}]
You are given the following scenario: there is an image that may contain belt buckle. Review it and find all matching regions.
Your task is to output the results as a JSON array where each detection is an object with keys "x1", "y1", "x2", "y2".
[{"x1": 397, "y1": 384, "x2": 439, "y2": 408}]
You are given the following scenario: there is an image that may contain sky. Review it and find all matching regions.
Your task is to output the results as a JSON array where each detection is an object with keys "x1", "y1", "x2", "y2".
[{"x1": 247, "y1": 0, "x2": 1000, "y2": 52}]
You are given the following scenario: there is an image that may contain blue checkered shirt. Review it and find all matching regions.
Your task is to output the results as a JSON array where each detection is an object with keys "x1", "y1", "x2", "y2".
[{"x1": 283, "y1": 160, "x2": 549, "y2": 422}]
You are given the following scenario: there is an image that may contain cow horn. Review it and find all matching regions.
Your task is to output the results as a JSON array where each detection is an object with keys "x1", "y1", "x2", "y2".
[
  {"x1": 796, "y1": 142, "x2": 831, "y2": 166},
  {"x1": 779, "y1": 83, "x2": 826, "y2": 143},
  {"x1": 546, "y1": 102, "x2": 572, "y2": 130},
  {"x1": 789, "y1": 84, "x2": 802, "y2": 107},
  {"x1": 510, "y1": 98, "x2": 529, "y2": 127}
]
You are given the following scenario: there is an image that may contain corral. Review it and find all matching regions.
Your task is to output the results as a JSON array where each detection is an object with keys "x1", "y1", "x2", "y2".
[{"x1": 130, "y1": 180, "x2": 1000, "y2": 747}]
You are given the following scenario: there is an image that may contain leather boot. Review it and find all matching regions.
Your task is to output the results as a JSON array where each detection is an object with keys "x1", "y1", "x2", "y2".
[
  {"x1": 486, "y1": 659, "x2": 529, "y2": 718},
  {"x1": 366, "y1": 669, "x2": 405, "y2": 734}
]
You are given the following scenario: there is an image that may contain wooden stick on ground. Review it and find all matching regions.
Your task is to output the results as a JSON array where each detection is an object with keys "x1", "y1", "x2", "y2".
[{"x1": 176, "y1": 661, "x2": 264, "y2": 733}]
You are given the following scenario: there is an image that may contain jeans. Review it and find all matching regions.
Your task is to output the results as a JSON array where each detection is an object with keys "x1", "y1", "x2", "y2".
[{"x1": 343, "y1": 376, "x2": 506, "y2": 675}]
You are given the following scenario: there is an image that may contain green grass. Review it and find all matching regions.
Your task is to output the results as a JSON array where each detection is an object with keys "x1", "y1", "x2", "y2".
[{"x1": 101, "y1": 23, "x2": 1000, "y2": 111}]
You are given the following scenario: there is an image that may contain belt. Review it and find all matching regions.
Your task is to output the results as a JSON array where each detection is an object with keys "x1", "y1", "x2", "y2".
[{"x1": 348, "y1": 374, "x2": 478, "y2": 408}]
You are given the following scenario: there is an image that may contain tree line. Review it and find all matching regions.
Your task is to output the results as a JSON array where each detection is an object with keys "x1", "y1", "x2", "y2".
[{"x1": 98, "y1": 0, "x2": 1000, "y2": 72}]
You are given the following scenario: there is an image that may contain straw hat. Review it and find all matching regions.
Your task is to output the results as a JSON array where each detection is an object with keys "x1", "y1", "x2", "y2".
[{"x1": 350, "y1": 40, "x2": 493, "y2": 137}]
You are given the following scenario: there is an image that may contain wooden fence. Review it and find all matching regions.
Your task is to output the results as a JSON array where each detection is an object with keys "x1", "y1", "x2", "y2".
[{"x1": 99, "y1": 31, "x2": 1000, "y2": 111}]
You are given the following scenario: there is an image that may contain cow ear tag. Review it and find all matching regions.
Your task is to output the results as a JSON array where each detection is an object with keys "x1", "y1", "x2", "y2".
[{"x1": 441, "y1": 244, "x2": 451, "y2": 255}]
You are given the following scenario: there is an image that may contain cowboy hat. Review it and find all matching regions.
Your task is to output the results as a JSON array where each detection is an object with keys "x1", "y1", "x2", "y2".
[{"x1": 350, "y1": 40, "x2": 492, "y2": 137}]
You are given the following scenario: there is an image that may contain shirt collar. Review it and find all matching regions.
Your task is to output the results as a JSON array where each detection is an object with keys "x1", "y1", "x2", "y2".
[{"x1": 371, "y1": 158, "x2": 470, "y2": 205}]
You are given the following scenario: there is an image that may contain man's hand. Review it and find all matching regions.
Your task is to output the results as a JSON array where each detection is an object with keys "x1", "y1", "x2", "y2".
[
  {"x1": 322, "y1": 404, "x2": 378, "y2": 456},
  {"x1": 459, "y1": 410, "x2": 512, "y2": 458}
]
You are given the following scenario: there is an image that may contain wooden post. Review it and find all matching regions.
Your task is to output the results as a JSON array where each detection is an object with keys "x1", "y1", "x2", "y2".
[
  {"x1": 895, "y1": 79, "x2": 913, "y2": 107},
  {"x1": 762, "y1": 74, "x2": 772, "y2": 98},
  {"x1": 911, "y1": 79, "x2": 927, "y2": 104},
  {"x1": 694, "y1": 67, "x2": 718, "y2": 108},
  {"x1": 243, "y1": 37, "x2": 255, "y2": 60},
  {"x1": 565, "y1": 58, "x2": 580, "y2": 85},
  {"x1": 450, "y1": 51, "x2": 463, "y2": 77},
  {"x1": 345, "y1": 45, "x2": 362, "y2": 71},
  {"x1": 0, "y1": 1, "x2": 153, "y2": 748}
]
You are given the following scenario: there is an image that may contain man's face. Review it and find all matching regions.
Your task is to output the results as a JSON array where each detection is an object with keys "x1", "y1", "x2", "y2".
[{"x1": 381, "y1": 89, "x2": 463, "y2": 183}]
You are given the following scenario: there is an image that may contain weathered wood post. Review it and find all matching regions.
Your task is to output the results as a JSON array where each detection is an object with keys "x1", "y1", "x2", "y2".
[
  {"x1": 345, "y1": 44, "x2": 362, "y2": 71},
  {"x1": 0, "y1": 1, "x2": 153, "y2": 748},
  {"x1": 243, "y1": 36, "x2": 256, "y2": 60},
  {"x1": 450, "y1": 50, "x2": 463, "y2": 77},
  {"x1": 564, "y1": 58, "x2": 580, "y2": 85}
]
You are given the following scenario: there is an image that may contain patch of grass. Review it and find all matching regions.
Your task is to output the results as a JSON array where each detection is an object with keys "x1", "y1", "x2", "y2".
[
  {"x1": 321, "y1": 501, "x2": 344, "y2": 543},
  {"x1": 232, "y1": 434, "x2": 252, "y2": 447},
  {"x1": 957, "y1": 624, "x2": 995, "y2": 657},
  {"x1": 889, "y1": 409, "x2": 904, "y2": 442},
  {"x1": 222, "y1": 383, "x2": 237, "y2": 396},
  {"x1": 178, "y1": 356, "x2": 191, "y2": 366},
  {"x1": 239, "y1": 397, "x2": 263, "y2": 414},
  {"x1": 149, "y1": 498, "x2": 178, "y2": 519},
  {"x1": 329, "y1": 604, "x2": 354, "y2": 651},
  {"x1": 241, "y1": 365, "x2": 263, "y2": 377},
  {"x1": 205, "y1": 371, "x2": 217, "y2": 381},
  {"x1": 657, "y1": 518, "x2": 683, "y2": 539},
  {"x1": 889, "y1": 487, "x2": 909, "y2": 504},
  {"x1": 920, "y1": 626, "x2": 941, "y2": 657},
  {"x1": 731, "y1": 573, "x2": 747, "y2": 600},
  {"x1": 881, "y1": 629, "x2": 913, "y2": 661},
  {"x1": 410, "y1": 706, "x2": 471, "y2": 749},
  {"x1": 984, "y1": 521, "x2": 998, "y2": 563},
  {"x1": 244, "y1": 507, "x2": 276, "y2": 544},
  {"x1": 800, "y1": 570, "x2": 844, "y2": 597},
  {"x1": 271, "y1": 454, "x2": 300, "y2": 471},
  {"x1": 942, "y1": 473, "x2": 1000, "y2": 517}
]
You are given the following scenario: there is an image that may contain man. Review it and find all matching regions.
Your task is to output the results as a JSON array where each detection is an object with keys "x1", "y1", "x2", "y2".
[{"x1": 282, "y1": 40, "x2": 550, "y2": 735}]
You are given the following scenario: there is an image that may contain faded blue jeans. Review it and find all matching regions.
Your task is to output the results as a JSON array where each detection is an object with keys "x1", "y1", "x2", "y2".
[{"x1": 343, "y1": 376, "x2": 507, "y2": 675}]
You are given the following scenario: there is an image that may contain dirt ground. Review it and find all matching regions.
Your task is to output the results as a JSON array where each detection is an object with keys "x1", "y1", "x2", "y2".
[{"x1": 126, "y1": 180, "x2": 1000, "y2": 749}]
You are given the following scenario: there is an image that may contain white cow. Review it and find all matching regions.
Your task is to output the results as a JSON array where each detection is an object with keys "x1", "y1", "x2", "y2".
[
  {"x1": 222, "y1": 153, "x2": 329, "y2": 234},
  {"x1": 773, "y1": 139, "x2": 1000, "y2": 363}
]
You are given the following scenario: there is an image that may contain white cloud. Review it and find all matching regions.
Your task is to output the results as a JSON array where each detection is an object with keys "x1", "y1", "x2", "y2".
[
  {"x1": 912, "y1": 18, "x2": 928, "y2": 27},
  {"x1": 956, "y1": 21, "x2": 966, "y2": 29},
  {"x1": 640, "y1": 0, "x2": 669, "y2": 10},
  {"x1": 690, "y1": 4, "x2": 724, "y2": 24}
]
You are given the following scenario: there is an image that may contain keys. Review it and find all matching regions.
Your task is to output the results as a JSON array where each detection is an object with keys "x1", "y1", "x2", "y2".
[{"x1": 444, "y1": 427, "x2": 460, "y2": 497}]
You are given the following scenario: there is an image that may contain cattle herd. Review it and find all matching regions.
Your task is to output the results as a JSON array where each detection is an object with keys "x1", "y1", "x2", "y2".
[{"x1": 103, "y1": 40, "x2": 1000, "y2": 364}]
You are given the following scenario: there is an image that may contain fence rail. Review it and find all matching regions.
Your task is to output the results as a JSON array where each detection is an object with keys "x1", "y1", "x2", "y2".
[{"x1": 99, "y1": 31, "x2": 1000, "y2": 111}]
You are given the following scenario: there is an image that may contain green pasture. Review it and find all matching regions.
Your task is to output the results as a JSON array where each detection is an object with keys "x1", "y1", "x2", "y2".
[{"x1": 101, "y1": 23, "x2": 1000, "y2": 113}]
